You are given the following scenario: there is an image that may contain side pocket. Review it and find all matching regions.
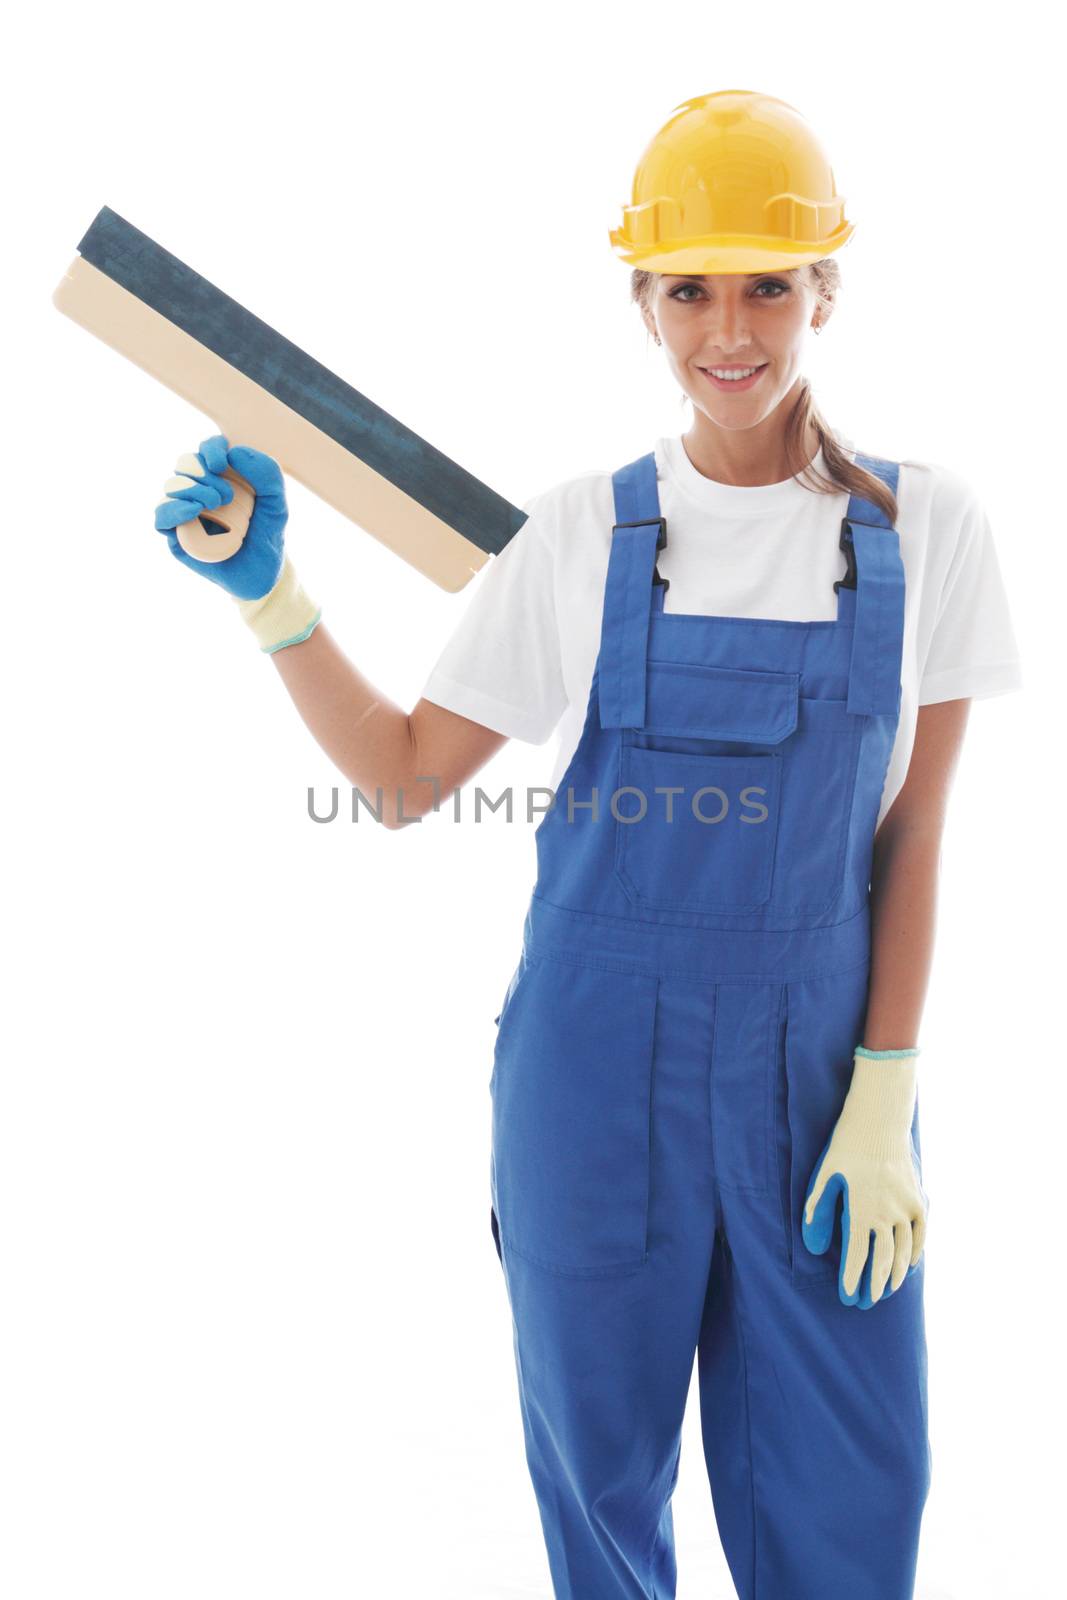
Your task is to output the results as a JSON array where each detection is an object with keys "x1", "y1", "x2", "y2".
[
  {"x1": 491, "y1": 954, "x2": 659, "y2": 1277},
  {"x1": 489, "y1": 953, "x2": 541, "y2": 1235},
  {"x1": 490, "y1": 949, "x2": 537, "y2": 1094}
]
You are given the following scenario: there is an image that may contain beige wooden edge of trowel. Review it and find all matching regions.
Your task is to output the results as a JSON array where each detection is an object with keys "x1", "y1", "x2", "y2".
[{"x1": 54, "y1": 256, "x2": 491, "y2": 592}]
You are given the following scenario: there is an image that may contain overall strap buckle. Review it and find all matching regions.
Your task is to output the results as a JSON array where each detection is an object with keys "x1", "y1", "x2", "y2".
[
  {"x1": 613, "y1": 516, "x2": 669, "y2": 593},
  {"x1": 833, "y1": 517, "x2": 857, "y2": 593}
]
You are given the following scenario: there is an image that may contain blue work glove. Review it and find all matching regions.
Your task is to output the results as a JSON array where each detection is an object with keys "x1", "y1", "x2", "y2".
[
  {"x1": 154, "y1": 434, "x2": 321, "y2": 653},
  {"x1": 802, "y1": 1046, "x2": 927, "y2": 1310},
  {"x1": 154, "y1": 433, "x2": 287, "y2": 600}
]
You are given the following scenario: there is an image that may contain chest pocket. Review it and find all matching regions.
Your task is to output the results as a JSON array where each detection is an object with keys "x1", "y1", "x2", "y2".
[
  {"x1": 614, "y1": 660, "x2": 864, "y2": 919},
  {"x1": 614, "y1": 661, "x2": 797, "y2": 915}
]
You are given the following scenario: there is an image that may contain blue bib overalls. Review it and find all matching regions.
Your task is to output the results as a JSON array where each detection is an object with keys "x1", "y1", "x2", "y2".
[{"x1": 489, "y1": 450, "x2": 931, "y2": 1600}]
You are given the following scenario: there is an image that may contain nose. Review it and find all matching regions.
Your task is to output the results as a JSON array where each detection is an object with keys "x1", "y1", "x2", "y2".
[{"x1": 711, "y1": 293, "x2": 751, "y2": 353}]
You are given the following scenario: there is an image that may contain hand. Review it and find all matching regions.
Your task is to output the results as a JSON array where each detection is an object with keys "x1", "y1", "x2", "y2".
[
  {"x1": 802, "y1": 1048, "x2": 927, "y2": 1309},
  {"x1": 153, "y1": 433, "x2": 289, "y2": 601}
]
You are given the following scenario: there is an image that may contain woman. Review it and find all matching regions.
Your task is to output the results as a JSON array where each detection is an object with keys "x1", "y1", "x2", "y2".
[{"x1": 155, "y1": 91, "x2": 1022, "y2": 1600}]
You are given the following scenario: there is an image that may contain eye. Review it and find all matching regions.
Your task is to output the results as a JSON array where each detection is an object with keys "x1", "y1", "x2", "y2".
[{"x1": 666, "y1": 279, "x2": 788, "y2": 301}]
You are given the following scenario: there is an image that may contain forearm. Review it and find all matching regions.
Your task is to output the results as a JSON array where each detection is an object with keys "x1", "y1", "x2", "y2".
[
  {"x1": 862, "y1": 823, "x2": 942, "y2": 1050},
  {"x1": 267, "y1": 620, "x2": 418, "y2": 824}
]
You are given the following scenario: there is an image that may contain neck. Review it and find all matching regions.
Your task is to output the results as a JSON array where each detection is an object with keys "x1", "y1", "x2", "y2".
[{"x1": 683, "y1": 401, "x2": 820, "y2": 488}]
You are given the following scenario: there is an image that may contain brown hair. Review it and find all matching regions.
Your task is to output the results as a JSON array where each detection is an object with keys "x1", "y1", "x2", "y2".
[{"x1": 630, "y1": 259, "x2": 898, "y2": 525}]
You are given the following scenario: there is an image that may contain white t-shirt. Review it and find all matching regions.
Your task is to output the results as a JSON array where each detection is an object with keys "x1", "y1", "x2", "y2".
[{"x1": 420, "y1": 435, "x2": 1023, "y2": 828}]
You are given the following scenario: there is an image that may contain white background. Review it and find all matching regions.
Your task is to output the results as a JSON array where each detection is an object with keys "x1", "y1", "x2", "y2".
[{"x1": 4, "y1": 3, "x2": 1062, "y2": 1596}]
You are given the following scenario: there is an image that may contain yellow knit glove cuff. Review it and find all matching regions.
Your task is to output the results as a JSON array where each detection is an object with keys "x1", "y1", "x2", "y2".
[
  {"x1": 235, "y1": 554, "x2": 322, "y2": 654},
  {"x1": 832, "y1": 1052, "x2": 919, "y2": 1163}
]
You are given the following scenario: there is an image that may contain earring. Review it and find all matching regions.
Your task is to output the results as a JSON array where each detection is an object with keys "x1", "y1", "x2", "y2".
[{"x1": 654, "y1": 335, "x2": 661, "y2": 345}]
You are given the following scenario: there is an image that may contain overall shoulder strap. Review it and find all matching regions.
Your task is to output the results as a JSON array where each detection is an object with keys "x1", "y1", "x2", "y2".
[
  {"x1": 598, "y1": 452, "x2": 663, "y2": 729},
  {"x1": 843, "y1": 453, "x2": 906, "y2": 718}
]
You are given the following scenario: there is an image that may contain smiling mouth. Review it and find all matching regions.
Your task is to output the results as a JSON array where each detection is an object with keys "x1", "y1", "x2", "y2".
[{"x1": 699, "y1": 363, "x2": 769, "y2": 390}]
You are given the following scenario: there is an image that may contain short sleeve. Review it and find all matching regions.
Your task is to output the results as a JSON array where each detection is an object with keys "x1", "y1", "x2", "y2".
[
  {"x1": 418, "y1": 492, "x2": 569, "y2": 743},
  {"x1": 918, "y1": 479, "x2": 1024, "y2": 705}
]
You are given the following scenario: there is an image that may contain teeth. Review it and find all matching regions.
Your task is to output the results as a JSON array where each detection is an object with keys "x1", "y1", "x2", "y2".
[{"x1": 707, "y1": 366, "x2": 760, "y2": 380}]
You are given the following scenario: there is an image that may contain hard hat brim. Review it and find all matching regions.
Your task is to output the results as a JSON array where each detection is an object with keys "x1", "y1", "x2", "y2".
[{"x1": 609, "y1": 222, "x2": 854, "y2": 275}]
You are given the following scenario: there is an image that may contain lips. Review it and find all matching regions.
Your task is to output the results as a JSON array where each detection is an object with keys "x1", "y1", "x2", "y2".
[{"x1": 699, "y1": 363, "x2": 768, "y2": 392}]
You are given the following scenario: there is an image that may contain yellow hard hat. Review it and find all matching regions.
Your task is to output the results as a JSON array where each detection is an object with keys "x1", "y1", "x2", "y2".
[{"x1": 609, "y1": 89, "x2": 854, "y2": 275}]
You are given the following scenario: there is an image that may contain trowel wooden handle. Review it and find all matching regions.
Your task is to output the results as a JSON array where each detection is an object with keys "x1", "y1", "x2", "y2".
[{"x1": 175, "y1": 467, "x2": 255, "y2": 564}]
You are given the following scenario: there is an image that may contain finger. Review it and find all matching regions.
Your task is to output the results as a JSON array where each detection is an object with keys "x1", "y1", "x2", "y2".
[
  {"x1": 226, "y1": 443, "x2": 285, "y2": 506},
  {"x1": 840, "y1": 1202, "x2": 870, "y2": 1306},
  {"x1": 910, "y1": 1204, "x2": 927, "y2": 1267},
  {"x1": 154, "y1": 485, "x2": 228, "y2": 532},
  {"x1": 802, "y1": 1144, "x2": 840, "y2": 1257},
  {"x1": 890, "y1": 1222, "x2": 912, "y2": 1293},
  {"x1": 172, "y1": 452, "x2": 232, "y2": 505},
  {"x1": 803, "y1": 1150, "x2": 830, "y2": 1226},
  {"x1": 154, "y1": 444, "x2": 233, "y2": 531},
  {"x1": 160, "y1": 474, "x2": 223, "y2": 512},
  {"x1": 180, "y1": 448, "x2": 235, "y2": 507},
  {"x1": 198, "y1": 434, "x2": 231, "y2": 474},
  {"x1": 855, "y1": 1244, "x2": 878, "y2": 1311},
  {"x1": 803, "y1": 1173, "x2": 842, "y2": 1258},
  {"x1": 870, "y1": 1223, "x2": 895, "y2": 1305},
  {"x1": 155, "y1": 495, "x2": 204, "y2": 532}
]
